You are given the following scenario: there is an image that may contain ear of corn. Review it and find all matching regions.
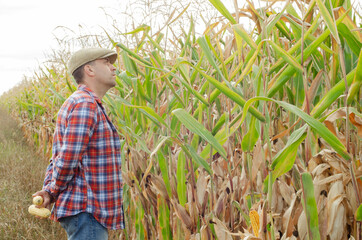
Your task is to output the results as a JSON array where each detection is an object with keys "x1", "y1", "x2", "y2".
[
  {"x1": 28, "y1": 205, "x2": 51, "y2": 218},
  {"x1": 249, "y1": 210, "x2": 260, "y2": 237},
  {"x1": 32, "y1": 196, "x2": 43, "y2": 206}
]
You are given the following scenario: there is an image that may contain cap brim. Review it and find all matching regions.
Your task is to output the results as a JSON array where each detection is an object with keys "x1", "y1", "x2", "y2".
[{"x1": 101, "y1": 52, "x2": 117, "y2": 64}]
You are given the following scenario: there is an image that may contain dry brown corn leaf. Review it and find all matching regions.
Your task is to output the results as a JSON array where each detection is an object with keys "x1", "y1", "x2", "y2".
[
  {"x1": 214, "y1": 192, "x2": 226, "y2": 218},
  {"x1": 251, "y1": 140, "x2": 264, "y2": 183},
  {"x1": 313, "y1": 149, "x2": 349, "y2": 173},
  {"x1": 317, "y1": 193, "x2": 328, "y2": 239},
  {"x1": 297, "y1": 211, "x2": 308, "y2": 240},
  {"x1": 196, "y1": 171, "x2": 209, "y2": 207},
  {"x1": 311, "y1": 163, "x2": 330, "y2": 177},
  {"x1": 313, "y1": 172, "x2": 329, "y2": 204},
  {"x1": 314, "y1": 173, "x2": 343, "y2": 186},
  {"x1": 190, "y1": 233, "x2": 200, "y2": 240},
  {"x1": 200, "y1": 224, "x2": 211, "y2": 240},
  {"x1": 327, "y1": 181, "x2": 347, "y2": 240},
  {"x1": 212, "y1": 159, "x2": 225, "y2": 178},
  {"x1": 149, "y1": 175, "x2": 169, "y2": 201},
  {"x1": 240, "y1": 166, "x2": 250, "y2": 196},
  {"x1": 349, "y1": 112, "x2": 362, "y2": 138},
  {"x1": 271, "y1": 180, "x2": 284, "y2": 214},
  {"x1": 259, "y1": 201, "x2": 268, "y2": 239},
  {"x1": 303, "y1": 70, "x2": 324, "y2": 112},
  {"x1": 346, "y1": 182, "x2": 359, "y2": 212},
  {"x1": 130, "y1": 148, "x2": 147, "y2": 171},
  {"x1": 281, "y1": 234, "x2": 298, "y2": 240},
  {"x1": 278, "y1": 180, "x2": 295, "y2": 206},
  {"x1": 171, "y1": 199, "x2": 193, "y2": 230},
  {"x1": 327, "y1": 196, "x2": 347, "y2": 240},
  {"x1": 212, "y1": 217, "x2": 233, "y2": 240},
  {"x1": 282, "y1": 195, "x2": 297, "y2": 237},
  {"x1": 187, "y1": 184, "x2": 198, "y2": 228}
]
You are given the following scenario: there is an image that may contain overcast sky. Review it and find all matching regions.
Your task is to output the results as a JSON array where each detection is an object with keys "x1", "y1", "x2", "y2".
[
  {"x1": 0, "y1": 0, "x2": 275, "y2": 96},
  {"x1": 0, "y1": 0, "x2": 123, "y2": 95}
]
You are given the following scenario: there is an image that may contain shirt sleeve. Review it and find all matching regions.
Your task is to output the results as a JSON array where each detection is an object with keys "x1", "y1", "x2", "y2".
[{"x1": 43, "y1": 101, "x2": 97, "y2": 200}]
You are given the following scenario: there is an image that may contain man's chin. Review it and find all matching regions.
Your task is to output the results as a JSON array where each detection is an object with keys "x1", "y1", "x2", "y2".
[{"x1": 109, "y1": 81, "x2": 116, "y2": 88}]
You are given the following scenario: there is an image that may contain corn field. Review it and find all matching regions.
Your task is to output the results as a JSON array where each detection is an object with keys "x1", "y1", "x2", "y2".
[{"x1": 1, "y1": 0, "x2": 361, "y2": 239}]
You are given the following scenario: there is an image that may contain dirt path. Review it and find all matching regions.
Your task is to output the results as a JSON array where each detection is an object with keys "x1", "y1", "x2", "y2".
[{"x1": 0, "y1": 108, "x2": 66, "y2": 239}]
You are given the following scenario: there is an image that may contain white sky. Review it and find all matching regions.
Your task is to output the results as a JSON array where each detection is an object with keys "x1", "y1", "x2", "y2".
[
  {"x1": 0, "y1": 0, "x2": 265, "y2": 96},
  {"x1": 0, "y1": 0, "x2": 123, "y2": 95}
]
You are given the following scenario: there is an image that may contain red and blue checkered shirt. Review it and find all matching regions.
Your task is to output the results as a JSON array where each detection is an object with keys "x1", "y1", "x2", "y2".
[{"x1": 43, "y1": 84, "x2": 124, "y2": 230}]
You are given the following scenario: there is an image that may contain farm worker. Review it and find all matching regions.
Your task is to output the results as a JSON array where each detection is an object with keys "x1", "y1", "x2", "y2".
[{"x1": 33, "y1": 48, "x2": 124, "y2": 239}]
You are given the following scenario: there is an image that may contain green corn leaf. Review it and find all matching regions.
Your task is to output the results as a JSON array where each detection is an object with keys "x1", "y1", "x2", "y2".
[
  {"x1": 177, "y1": 151, "x2": 187, "y2": 206},
  {"x1": 197, "y1": 37, "x2": 228, "y2": 82},
  {"x1": 265, "y1": 5, "x2": 291, "y2": 40},
  {"x1": 47, "y1": 87, "x2": 66, "y2": 103},
  {"x1": 267, "y1": 9, "x2": 349, "y2": 97},
  {"x1": 121, "y1": 51, "x2": 138, "y2": 76},
  {"x1": 271, "y1": 125, "x2": 307, "y2": 180},
  {"x1": 234, "y1": 43, "x2": 260, "y2": 85},
  {"x1": 157, "y1": 151, "x2": 172, "y2": 197},
  {"x1": 312, "y1": 68, "x2": 356, "y2": 117},
  {"x1": 150, "y1": 50, "x2": 164, "y2": 68},
  {"x1": 212, "y1": 113, "x2": 226, "y2": 135},
  {"x1": 200, "y1": 110, "x2": 244, "y2": 160},
  {"x1": 241, "y1": 97, "x2": 350, "y2": 160},
  {"x1": 195, "y1": 69, "x2": 265, "y2": 122},
  {"x1": 183, "y1": 144, "x2": 213, "y2": 175},
  {"x1": 301, "y1": 172, "x2": 321, "y2": 240},
  {"x1": 135, "y1": 199, "x2": 145, "y2": 239},
  {"x1": 200, "y1": 121, "x2": 230, "y2": 159},
  {"x1": 267, "y1": 40, "x2": 303, "y2": 73},
  {"x1": 173, "y1": 108, "x2": 227, "y2": 159},
  {"x1": 117, "y1": 42, "x2": 153, "y2": 67},
  {"x1": 347, "y1": 50, "x2": 362, "y2": 104},
  {"x1": 338, "y1": 23, "x2": 362, "y2": 57},
  {"x1": 129, "y1": 105, "x2": 168, "y2": 128},
  {"x1": 147, "y1": 34, "x2": 165, "y2": 54},
  {"x1": 123, "y1": 24, "x2": 150, "y2": 35},
  {"x1": 304, "y1": 0, "x2": 317, "y2": 20},
  {"x1": 180, "y1": 18, "x2": 195, "y2": 58},
  {"x1": 356, "y1": 204, "x2": 362, "y2": 221},
  {"x1": 273, "y1": 100, "x2": 349, "y2": 160},
  {"x1": 207, "y1": 0, "x2": 237, "y2": 24},
  {"x1": 241, "y1": 117, "x2": 259, "y2": 152},
  {"x1": 263, "y1": 125, "x2": 307, "y2": 191},
  {"x1": 269, "y1": 13, "x2": 322, "y2": 74},
  {"x1": 232, "y1": 201, "x2": 250, "y2": 226},
  {"x1": 316, "y1": 0, "x2": 340, "y2": 44},
  {"x1": 158, "y1": 195, "x2": 172, "y2": 240},
  {"x1": 335, "y1": 6, "x2": 362, "y2": 42},
  {"x1": 232, "y1": 24, "x2": 258, "y2": 51},
  {"x1": 175, "y1": 61, "x2": 209, "y2": 106}
]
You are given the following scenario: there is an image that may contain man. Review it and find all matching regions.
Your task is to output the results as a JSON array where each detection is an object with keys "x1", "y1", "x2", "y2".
[{"x1": 33, "y1": 48, "x2": 124, "y2": 240}]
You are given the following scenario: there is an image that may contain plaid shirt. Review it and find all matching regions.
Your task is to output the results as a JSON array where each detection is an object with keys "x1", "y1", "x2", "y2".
[{"x1": 43, "y1": 84, "x2": 124, "y2": 230}]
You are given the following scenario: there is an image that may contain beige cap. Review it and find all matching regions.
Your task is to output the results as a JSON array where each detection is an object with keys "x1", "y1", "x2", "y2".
[{"x1": 68, "y1": 48, "x2": 118, "y2": 75}]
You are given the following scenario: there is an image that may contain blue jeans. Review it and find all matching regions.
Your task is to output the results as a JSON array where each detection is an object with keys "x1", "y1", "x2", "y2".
[{"x1": 59, "y1": 212, "x2": 108, "y2": 240}]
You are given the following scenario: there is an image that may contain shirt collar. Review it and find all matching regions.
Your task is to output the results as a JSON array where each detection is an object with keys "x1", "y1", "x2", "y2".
[{"x1": 78, "y1": 84, "x2": 102, "y2": 104}]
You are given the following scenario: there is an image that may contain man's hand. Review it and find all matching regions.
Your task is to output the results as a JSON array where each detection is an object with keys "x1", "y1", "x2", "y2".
[{"x1": 32, "y1": 190, "x2": 53, "y2": 209}]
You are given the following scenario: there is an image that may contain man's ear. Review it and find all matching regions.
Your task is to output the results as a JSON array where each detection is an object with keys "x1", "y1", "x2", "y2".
[{"x1": 83, "y1": 64, "x2": 95, "y2": 77}]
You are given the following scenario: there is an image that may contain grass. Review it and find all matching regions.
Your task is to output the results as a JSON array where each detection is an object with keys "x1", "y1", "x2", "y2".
[{"x1": 0, "y1": 108, "x2": 65, "y2": 239}]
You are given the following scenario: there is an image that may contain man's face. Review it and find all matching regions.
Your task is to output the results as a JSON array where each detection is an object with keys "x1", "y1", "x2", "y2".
[{"x1": 91, "y1": 57, "x2": 117, "y2": 88}]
